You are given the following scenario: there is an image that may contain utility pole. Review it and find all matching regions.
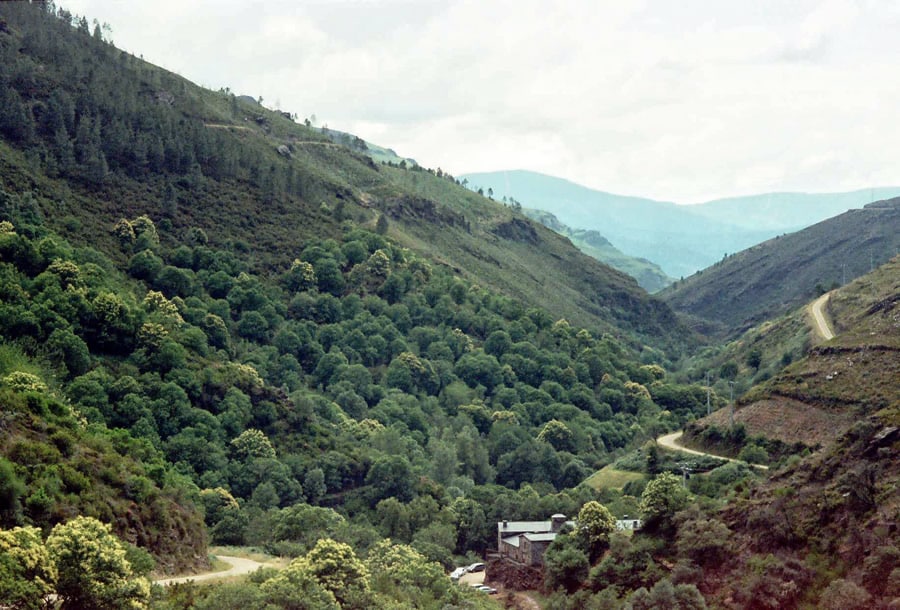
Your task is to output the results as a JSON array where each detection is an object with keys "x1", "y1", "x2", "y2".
[
  {"x1": 705, "y1": 371, "x2": 711, "y2": 416},
  {"x1": 677, "y1": 462, "x2": 692, "y2": 488},
  {"x1": 728, "y1": 381, "x2": 735, "y2": 428}
]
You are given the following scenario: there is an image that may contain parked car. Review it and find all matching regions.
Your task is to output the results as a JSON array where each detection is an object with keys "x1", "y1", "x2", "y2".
[
  {"x1": 449, "y1": 567, "x2": 467, "y2": 580},
  {"x1": 476, "y1": 585, "x2": 498, "y2": 594},
  {"x1": 467, "y1": 562, "x2": 485, "y2": 573}
]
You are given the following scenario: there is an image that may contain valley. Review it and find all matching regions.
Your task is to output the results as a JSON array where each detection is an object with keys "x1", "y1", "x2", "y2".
[{"x1": 0, "y1": 4, "x2": 897, "y2": 610}]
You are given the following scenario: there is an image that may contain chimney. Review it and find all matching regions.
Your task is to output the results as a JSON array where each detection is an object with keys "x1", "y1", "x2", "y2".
[
  {"x1": 550, "y1": 514, "x2": 566, "y2": 533},
  {"x1": 502, "y1": 520, "x2": 508, "y2": 529}
]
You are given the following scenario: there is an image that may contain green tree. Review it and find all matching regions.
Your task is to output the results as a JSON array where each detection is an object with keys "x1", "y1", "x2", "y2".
[
  {"x1": 230, "y1": 428, "x2": 276, "y2": 460},
  {"x1": 746, "y1": 348, "x2": 763, "y2": 370},
  {"x1": 819, "y1": 578, "x2": 871, "y2": 610},
  {"x1": 577, "y1": 501, "x2": 617, "y2": 561},
  {"x1": 365, "y1": 455, "x2": 414, "y2": 504},
  {"x1": 46, "y1": 516, "x2": 150, "y2": 609},
  {"x1": 675, "y1": 516, "x2": 732, "y2": 567},
  {"x1": 304, "y1": 468, "x2": 327, "y2": 505},
  {"x1": 0, "y1": 525, "x2": 57, "y2": 610},
  {"x1": 544, "y1": 535, "x2": 589, "y2": 593},
  {"x1": 260, "y1": 559, "x2": 339, "y2": 609},
  {"x1": 293, "y1": 538, "x2": 370, "y2": 607},
  {"x1": 538, "y1": 419, "x2": 576, "y2": 453},
  {"x1": 0, "y1": 457, "x2": 25, "y2": 526},
  {"x1": 719, "y1": 361, "x2": 738, "y2": 380},
  {"x1": 639, "y1": 473, "x2": 690, "y2": 534},
  {"x1": 365, "y1": 539, "x2": 451, "y2": 606},
  {"x1": 628, "y1": 578, "x2": 707, "y2": 610}
]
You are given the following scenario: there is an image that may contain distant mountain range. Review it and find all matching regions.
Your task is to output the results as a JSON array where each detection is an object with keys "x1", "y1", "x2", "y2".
[
  {"x1": 660, "y1": 197, "x2": 900, "y2": 337},
  {"x1": 522, "y1": 208, "x2": 673, "y2": 292},
  {"x1": 460, "y1": 170, "x2": 900, "y2": 278}
]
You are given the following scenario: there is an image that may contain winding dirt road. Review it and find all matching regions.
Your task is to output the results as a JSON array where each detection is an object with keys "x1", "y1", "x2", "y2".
[
  {"x1": 809, "y1": 292, "x2": 835, "y2": 340},
  {"x1": 154, "y1": 556, "x2": 265, "y2": 586},
  {"x1": 657, "y1": 431, "x2": 768, "y2": 470}
]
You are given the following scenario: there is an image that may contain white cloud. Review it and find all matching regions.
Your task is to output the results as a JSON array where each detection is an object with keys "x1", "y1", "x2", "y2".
[{"x1": 63, "y1": 0, "x2": 900, "y2": 202}]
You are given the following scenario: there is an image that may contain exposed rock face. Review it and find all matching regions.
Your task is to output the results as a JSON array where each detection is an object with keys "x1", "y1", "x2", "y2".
[
  {"x1": 486, "y1": 557, "x2": 543, "y2": 591},
  {"x1": 491, "y1": 218, "x2": 540, "y2": 245},
  {"x1": 384, "y1": 196, "x2": 467, "y2": 229},
  {"x1": 153, "y1": 90, "x2": 175, "y2": 106}
]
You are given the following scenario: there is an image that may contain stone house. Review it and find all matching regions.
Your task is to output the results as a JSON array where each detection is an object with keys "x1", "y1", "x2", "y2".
[
  {"x1": 497, "y1": 514, "x2": 572, "y2": 566},
  {"x1": 497, "y1": 514, "x2": 643, "y2": 567}
]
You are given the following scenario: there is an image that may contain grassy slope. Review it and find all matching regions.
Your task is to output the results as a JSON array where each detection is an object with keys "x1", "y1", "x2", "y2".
[{"x1": 660, "y1": 199, "x2": 900, "y2": 338}]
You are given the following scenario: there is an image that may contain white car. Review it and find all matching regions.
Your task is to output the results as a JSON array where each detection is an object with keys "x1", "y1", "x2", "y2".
[{"x1": 450, "y1": 567, "x2": 467, "y2": 580}]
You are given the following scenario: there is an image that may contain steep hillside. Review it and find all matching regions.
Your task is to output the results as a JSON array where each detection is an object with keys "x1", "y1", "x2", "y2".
[
  {"x1": 661, "y1": 198, "x2": 900, "y2": 338},
  {"x1": 0, "y1": 362, "x2": 206, "y2": 574},
  {"x1": 462, "y1": 169, "x2": 898, "y2": 278},
  {"x1": 683, "y1": 254, "x2": 899, "y2": 449},
  {"x1": 0, "y1": 5, "x2": 716, "y2": 601},
  {"x1": 523, "y1": 208, "x2": 673, "y2": 292},
  {"x1": 0, "y1": 4, "x2": 689, "y2": 353},
  {"x1": 666, "y1": 257, "x2": 900, "y2": 608}
]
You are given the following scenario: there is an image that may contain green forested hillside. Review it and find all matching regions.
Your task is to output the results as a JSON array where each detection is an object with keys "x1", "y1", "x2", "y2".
[
  {"x1": 0, "y1": 5, "x2": 711, "y2": 608},
  {"x1": 3, "y1": 5, "x2": 895, "y2": 610},
  {"x1": 0, "y1": 2, "x2": 688, "y2": 354}
]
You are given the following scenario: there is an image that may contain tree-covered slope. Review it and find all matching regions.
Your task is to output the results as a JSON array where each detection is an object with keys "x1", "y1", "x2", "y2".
[
  {"x1": 0, "y1": 2, "x2": 690, "y2": 355},
  {"x1": 660, "y1": 198, "x2": 900, "y2": 338},
  {"x1": 0, "y1": 4, "x2": 716, "y2": 604}
]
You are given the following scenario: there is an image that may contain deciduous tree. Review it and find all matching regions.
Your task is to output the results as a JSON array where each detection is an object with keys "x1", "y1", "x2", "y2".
[{"x1": 46, "y1": 516, "x2": 150, "y2": 609}]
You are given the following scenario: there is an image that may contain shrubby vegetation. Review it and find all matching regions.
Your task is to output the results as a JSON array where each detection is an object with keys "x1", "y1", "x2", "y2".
[{"x1": 1, "y1": 516, "x2": 151, "y2": 610}]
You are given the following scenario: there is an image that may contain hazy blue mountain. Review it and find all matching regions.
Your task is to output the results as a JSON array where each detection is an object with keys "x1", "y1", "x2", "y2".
[
  {"x1": 523, "y1": 208, "x2": 673, "y2": 292},
  {"x1": 686, "y1": 188, "x2": 900, "y2": 230},
  {"x1": 461, "y1": 170, "x2": 900, "y2": 277}
]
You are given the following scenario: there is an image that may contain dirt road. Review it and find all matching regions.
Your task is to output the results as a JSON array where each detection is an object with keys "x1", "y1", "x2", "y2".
[
  {"x1": 657, "y1": 431, "x2": 768, "y2": 470},
  {"x1": 809, "y1": 292, "x2": 835, "y2": 340},
  {"x1": 154, "y1": 556, "x2": 264, "y2": 586}
]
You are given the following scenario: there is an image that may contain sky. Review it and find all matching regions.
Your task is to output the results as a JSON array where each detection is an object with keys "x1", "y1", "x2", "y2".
[{"x1": 64, "y1": 0, "x2": 900, "y2": 203}]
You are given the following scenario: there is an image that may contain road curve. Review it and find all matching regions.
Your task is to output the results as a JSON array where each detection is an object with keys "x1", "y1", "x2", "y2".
[
  {"x1": 810, "y1": 293, "x2": 835, "y2": 340},
  {"x1": 154, "y1": 556, "x2": 265, "y2": 586},
  {"x1": 657, "y1": 431, "x2": 768, "y2": 470}
]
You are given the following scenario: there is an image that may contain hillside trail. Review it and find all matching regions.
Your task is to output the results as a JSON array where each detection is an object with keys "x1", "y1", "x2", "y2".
[
  {"x1": 153, "y1": 556, "x2": 264, "y2": 586},
  {"x1": 657, "y1": 431, "x2": 768, "y2": 470},
  {"x1": 809, "y1": 292, "x2": 835, "y2": 340}
]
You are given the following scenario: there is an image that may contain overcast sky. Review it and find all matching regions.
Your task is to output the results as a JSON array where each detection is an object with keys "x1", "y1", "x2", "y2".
[{"x1": 64, "y1": 0, "x2": 900, "y2": 203}]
